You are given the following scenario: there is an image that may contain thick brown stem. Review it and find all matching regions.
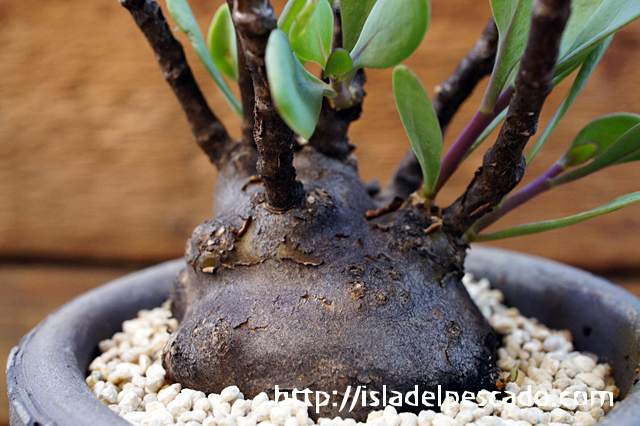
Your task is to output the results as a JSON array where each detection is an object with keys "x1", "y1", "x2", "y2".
[
  {"x1": 308, "y1": 70, "x2": 366, "y2": 160},
  {"x1": 443, "y1": 0, "x2": 571, "y2": 237},
  {"x1": 378, "y1": 19, "x2": 499, "y2": 202},
  {"x1": 235, "y1": 29, "x2": 256, "y2": 147},
  {"x1": 307, "y1": 1, "x2": 366, "y2": 161},
  {"x1": 119, "y1": 0, "x2": 233, "y2": 168},
  {"x1": 228, "y1": 0, "x2": 303, "y2": 210}
]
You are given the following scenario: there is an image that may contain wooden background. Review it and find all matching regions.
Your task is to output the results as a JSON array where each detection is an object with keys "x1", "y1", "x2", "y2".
[{"x1": 2, "y1": 0, "x2": 640, "y2": 423}]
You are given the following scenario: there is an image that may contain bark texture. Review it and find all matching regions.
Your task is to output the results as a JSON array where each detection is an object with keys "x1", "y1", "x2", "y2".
[
  {"x1": 236, "y1": 30, "x2": 257, "y2": 148},
  {"x1": 443, "y1": 0, "x2": 571, "y2": 236},
  {"x1": 229, "y1": 0, "x2": 304, "y2": 211}
]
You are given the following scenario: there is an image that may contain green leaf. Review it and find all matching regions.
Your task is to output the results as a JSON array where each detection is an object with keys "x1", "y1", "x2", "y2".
[
  {"x1": 350, "y1": 0, "x2": 430, "y2": 70},
  {"x1": 207, "y1": 3, "x2": 238, "y2": 81},
  {"x1": 552, "y1": 121, "x2": 640, "y2": 185},
  {"x1": 526, "y1": 37, "x2": 611, "y2": 166},
  {"x1": 323, "y1": 48, "x2": 354, "y2": 80},
  {"x1": 509, "y1": 367, "x2": 519, "y2": 382},
  {"x1": 564, "y1": 113, "x2": 640, "y2": 164},
  {"x1": 340, "y1": 0, "x2": 378, "y2": 52},
  {"x1": 392, "y1": 65, "x2": 443, "y2": 197},
  {"x1": 619, "y1": 148, "x2": 640, "y2": 164},
  {"x1": 556, "y1": 0, "x2": 640, "y2": 77},
  {"x1": 279, "y1": 0, "x2": 307, "y2": 34},
  {"x1": 166, "y1": 0, "x2": 242, "y2": 116},
  {"x1": 481, "y1": 0, "x2": 533, "y2": 113},
  {"x1": 559, "y1": 0, "x2": 605, "y2": 57},
  {"x1": 266, "y1": 29, "x2": 335, "y2": 139},
  {"x1": 472, "y1": 191, "x2": 640, "y2": 242},
  {"x1": 563, "y1": 142, "x2": 598, "y2": 168},
  {"x1": 287, "y1": 0, "x2": 333, "y2": 67}
]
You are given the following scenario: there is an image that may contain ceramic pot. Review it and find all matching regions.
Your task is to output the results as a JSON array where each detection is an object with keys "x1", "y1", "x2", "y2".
[{"x1": 6, "y1": 247, "x2": 640, "y2": 425}]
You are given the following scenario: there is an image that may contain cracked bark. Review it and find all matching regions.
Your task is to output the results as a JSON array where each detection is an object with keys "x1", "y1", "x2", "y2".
[
  {"x1": 119, "y1": 0, "x2": 234, "y2": 168},
  {"x1": 378, "y1": 19, "x2": 499, "y2": 202},
  {"x1": 443, "y1": 0, "x2": 571, "y2": 237},
  {"x1": 228, "y1": 0, "x2": 303, "y2": 210}
]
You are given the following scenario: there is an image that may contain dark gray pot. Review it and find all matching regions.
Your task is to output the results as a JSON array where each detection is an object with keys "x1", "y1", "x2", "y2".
[{"x1": 6, "y1": 247, "x2": 640, "y2": 425}]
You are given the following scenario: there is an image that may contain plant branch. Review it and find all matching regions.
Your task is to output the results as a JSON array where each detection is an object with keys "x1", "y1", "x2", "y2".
[
  {"x1": 378, "y1": 19, "x2": 499, "y2": 202},
  {"x1": 470, "y1": 162, "x2": 564, "y2": 234},
  {"x1": 331, "y1": 0, "x2": 343, "y2": 50},
  {"x1": 432, "y1": 19, "x2": 500, "y2": 133},
  {"x1": 308, "y1": 70, "x2": 366, "y2": 160},
  {"x1": 435, "y1": 85, "x2": 513, "y2": 192},
  {"x1": 307, "y1": 1, "x2": 366, "y2": 161},
  {"x1": 235, "y1": 28, "x2": 256, "y2": 147},
  {"x1": 119, "y1": 0, "x2": 233, "y2": 168},
  {"x1": 443, "y1": 0, "x2": 571, "y2": 237},
  {"x1": 228, "y1": 0, "x2": 304, "y2": 210}
]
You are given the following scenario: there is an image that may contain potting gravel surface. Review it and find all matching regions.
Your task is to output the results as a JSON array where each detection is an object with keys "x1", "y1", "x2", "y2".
[{"x1": 87, "y1": 274, "x2": 620, "y2": 426}]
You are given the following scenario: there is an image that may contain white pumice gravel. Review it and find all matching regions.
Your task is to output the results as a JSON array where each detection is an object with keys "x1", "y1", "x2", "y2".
[{"x1": 88, "y1": 274, "x2": 621, "y2": 426}]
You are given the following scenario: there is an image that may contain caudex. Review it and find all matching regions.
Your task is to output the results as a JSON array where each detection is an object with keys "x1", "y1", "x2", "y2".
[{"x1": 118, "y1": 0, "x2": 640, "y2": 419}]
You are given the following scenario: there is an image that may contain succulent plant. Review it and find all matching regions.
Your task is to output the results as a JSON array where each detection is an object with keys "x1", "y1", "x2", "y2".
[{"x1": 118, "y1": 0, "x2": 640, "y2": 419}]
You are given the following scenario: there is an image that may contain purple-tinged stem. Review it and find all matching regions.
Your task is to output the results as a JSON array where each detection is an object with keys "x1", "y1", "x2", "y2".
[
  {"x1": 472, "y1": 162, "x2": 564, "y2": 233},
  {"x1": 435, "y1": 85, "x2": 514, "y2": 192},
  {"x1": 444, "y1": 0, "x2": 571, "y2": 237}
]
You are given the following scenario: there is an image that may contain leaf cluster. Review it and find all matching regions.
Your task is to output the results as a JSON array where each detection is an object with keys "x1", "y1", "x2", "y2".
[
  {"x1": 393, "y1": 0, "x2": 640, "y2": 240},
  {"x1": 166, "y1": 0, "x2": 640, "y2": 241},
  {"x1": 267, "y1": 0, "x2": 431, "y2": 138}
]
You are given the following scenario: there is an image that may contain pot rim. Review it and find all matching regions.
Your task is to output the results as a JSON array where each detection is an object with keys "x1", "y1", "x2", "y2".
[{"x1": 6, "y1": 247, "x2": 640, "y2": 425}]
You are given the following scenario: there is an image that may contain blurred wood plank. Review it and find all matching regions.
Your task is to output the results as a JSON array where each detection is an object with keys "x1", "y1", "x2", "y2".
[
  {"x1": 0, "y1": 264, "x2": 135, "y2": 425},
  {"x1": 614, "y1": 277, "x2": 640, "y2": 300},
  {"x1": 1, "y1": 0, "x2": 640, "y2": 269}
]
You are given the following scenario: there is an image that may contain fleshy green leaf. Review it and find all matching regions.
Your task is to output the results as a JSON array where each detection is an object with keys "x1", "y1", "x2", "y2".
[
  {"x1": 552, "y1": 122, "x2": 640, "y2": 185},
  {"x1": 323, "y1": 48, "x2": 354, "y2": 80},
  {"x1": 526, "y1": 37, "x2": 612, "y2": 166},
  {"x1": 279, "y1": 0, "x2": 307, "y2": 34},
  {"x1": 340, "y1": 0, "x2": 378, "y2": 52},
  {"x1": 619, "y1": 143, "x2": 640, "y2": 163},
  {"x1": 393, "y1": 65, "x2": 443, "y2": 197},
  {"x1": 166, "y1": 0, "x2": 242, "y2": 116},
  {"x1": 287, "y1": 0, "x2": 333, "y2": 67},
  {"x1": 562, "y1": 113, "x2": 640, "y2": 165},
  {"x1": 481, "y1": 0, "x2": 533, "y2": 113},
  {"x1": 207, "y1": 3, "x2": 238, "y2": 81},
  {"x1": 473, "y1": 191, "x2": 640, "y2": 242},
  {"x1": 509, "y1": 367, "x2": 519, "y2": 382},
  {"x1": 266, "y1": 29, "x2": 335, "y2": 139},
  {"x1": 563, "y1": 143, "x2": 598, "y2": 168},
  {"x1": 350, "y1": 0, "x2": 430, "y2": 70},
  {"x1": 556, "y1": 0, "x2": 640, "y2": 77},
  {"x1": 560, "y1": 0, "x2": 604, "y2": 57}
]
